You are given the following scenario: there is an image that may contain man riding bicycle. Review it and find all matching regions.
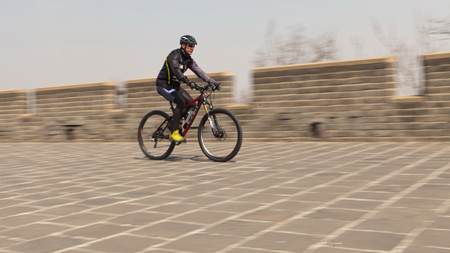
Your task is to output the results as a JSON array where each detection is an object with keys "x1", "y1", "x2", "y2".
[{"x1": 156, "y1": 35, "x2": 220, "y2": 142}]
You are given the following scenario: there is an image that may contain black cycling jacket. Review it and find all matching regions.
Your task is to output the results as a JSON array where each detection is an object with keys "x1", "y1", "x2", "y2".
[{"x1": 156, "y1": 48, "x2": 214, "y2": 89}]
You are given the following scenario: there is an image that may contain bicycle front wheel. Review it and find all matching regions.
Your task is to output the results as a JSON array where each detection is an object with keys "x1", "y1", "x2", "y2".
[
  {"x1": 138, "y1": 110, "x2": 175, "y2": 160},
  {"x1": 198, "y1": 108, "x2": 243, "y2": 162}
]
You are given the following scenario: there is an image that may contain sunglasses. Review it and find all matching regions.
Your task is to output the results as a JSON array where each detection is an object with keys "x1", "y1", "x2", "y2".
[{"x1": 187, "y1": 44, "x2": 195, "y2": 48}]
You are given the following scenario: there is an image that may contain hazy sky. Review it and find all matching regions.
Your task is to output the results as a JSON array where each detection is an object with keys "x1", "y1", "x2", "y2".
[{"x1": 1, "y1": 0, "x2": 449, "y2": 102}]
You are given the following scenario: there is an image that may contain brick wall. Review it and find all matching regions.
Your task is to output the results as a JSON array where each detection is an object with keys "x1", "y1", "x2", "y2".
[
  {"x1": 240, "y1": 54, "x2": 450, "y2": 141},
  {"x1": 419, "y1": 52, "x2": 450, "y2": 138},
  {"x1": 1, "y1": 53, "x2": 449, "y2": 142},
  {"x1": 6, "y1": 82, "x2": 117, "y2": 141},
  {"x1": 0, "y1": 89, "x2": 27, "y2": 140}
]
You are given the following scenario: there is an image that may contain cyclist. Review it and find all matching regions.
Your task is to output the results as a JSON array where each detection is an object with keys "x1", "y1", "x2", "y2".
[{"x1": 156, "y1": 35, "x2": 219, "y2": 142}]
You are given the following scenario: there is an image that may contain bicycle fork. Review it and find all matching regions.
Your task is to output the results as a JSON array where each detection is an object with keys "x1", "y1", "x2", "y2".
[{"x1": 203, "y1": 104, "x2": 223, "y2": 138}]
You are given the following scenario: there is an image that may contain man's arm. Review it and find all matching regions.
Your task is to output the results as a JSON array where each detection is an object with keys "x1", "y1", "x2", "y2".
[{"x1": 189, "y1": 60, "x2": 216, "y2": 84}]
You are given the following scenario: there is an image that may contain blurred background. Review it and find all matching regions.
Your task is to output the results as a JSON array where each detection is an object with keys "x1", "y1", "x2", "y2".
[{"x1": 1, "y1": 0, "x2": 450, "y2": 102}]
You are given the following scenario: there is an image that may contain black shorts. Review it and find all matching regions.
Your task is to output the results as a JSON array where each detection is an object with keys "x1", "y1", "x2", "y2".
[{"x1": 157, "y1": 85, "x2": 193, "y2": 108}]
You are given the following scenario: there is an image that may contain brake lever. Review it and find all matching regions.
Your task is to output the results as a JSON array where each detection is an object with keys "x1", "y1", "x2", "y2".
[{"x1": 208, "y1": 83, "x2": 217, "y2": 91}]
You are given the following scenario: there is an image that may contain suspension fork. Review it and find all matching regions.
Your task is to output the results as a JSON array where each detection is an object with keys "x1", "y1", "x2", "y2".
[{"x1": 203, "y1": 103, "x2": 221, "y2": 136}]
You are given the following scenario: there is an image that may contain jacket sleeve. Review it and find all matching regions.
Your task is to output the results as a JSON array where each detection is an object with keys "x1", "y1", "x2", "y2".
[
  {"x1": 189, "y1": 59, "x2": 216, "y2": 84},
  {"x1": 166, "y1": 51, "x2": 189, "y2": 84}
]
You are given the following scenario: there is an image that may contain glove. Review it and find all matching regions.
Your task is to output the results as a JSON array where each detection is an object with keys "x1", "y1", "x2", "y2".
[
  {"x1": 188, "y1": 81, "x2": 197, "y2": 90},
  {"x1": 208, "y1": 80, "x2": 221, "y2": 91},
  {"x1": 214, "y1": 83, "x2": 221, "y2": 91}
]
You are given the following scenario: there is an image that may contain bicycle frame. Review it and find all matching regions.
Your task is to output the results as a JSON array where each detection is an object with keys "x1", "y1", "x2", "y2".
[
  {"x1": 138, "y1": 83, "x2": 242, "y2": 162},
  {"x1": 149, "y1": 86, "x2": 215, "y2": 144},
  {"x1": 181, "y1": 90, "x2": 213, "y2": 137}
]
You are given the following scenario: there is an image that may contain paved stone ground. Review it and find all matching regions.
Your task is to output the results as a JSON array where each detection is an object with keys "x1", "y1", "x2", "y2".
[{"x1": 0, "y1": 142, "x2": 450, "y2": 253}]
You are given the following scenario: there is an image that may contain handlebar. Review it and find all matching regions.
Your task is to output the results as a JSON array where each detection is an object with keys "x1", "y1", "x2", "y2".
[{"x1": 191, "y1": 82, "x2": 221, "y2": 92}]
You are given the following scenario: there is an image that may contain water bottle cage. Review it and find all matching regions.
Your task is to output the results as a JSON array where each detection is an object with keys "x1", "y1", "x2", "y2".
[{"x1": 185, "y1": 107, "x2": 195, "y2": 122}]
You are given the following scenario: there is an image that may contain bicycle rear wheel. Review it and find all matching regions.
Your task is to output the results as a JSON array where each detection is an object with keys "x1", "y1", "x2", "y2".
[
  {"x1": 198, "y1": 108, "x2": 243, "y2": 162},
  {"x1": 138, "y1": 110, "x2": 175, "y2": 160}
]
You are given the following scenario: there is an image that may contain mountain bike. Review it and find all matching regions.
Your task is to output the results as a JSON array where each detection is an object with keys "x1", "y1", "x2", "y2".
[{"x1": 137, "y1": 83, "x2": 243, "y2": 162}]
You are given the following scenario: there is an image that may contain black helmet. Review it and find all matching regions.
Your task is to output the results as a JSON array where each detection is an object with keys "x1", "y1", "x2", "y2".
[{"x1": 180, "y1": 35, "x2": 197, "y2": 45}]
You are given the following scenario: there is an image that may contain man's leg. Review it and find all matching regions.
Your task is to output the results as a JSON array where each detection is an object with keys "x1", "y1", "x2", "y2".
[
  {"x1": 171, "y1": 97, "x2": 184, "y2": 132},
  {"x1": 170, "y1": 87, "x2": 194, "y2": 141},
  {"x1": 178, "y1": 87, "x2": 194, "y2": 116},
  {"x1": 157, "y1": 86, "x2": 179, "y2": 132},
  {"x1": 156, "y1": 85, "x2": 188, "y2": 142}
]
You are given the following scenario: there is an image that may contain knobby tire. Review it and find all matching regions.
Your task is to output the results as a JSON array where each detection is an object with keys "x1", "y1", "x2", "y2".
[{"x1": 198, "y1": 108, "x2": 243, "y2": 162}]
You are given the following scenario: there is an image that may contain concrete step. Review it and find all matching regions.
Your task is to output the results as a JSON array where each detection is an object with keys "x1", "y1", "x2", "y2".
[
  {"x1": 425, "y1": 72, "x2": 450, "y2": 80},
  {"x1": 0, "y1": 109, "x2": 27, "y2": 116},
  {"x1": 424, "y1": 79, "x2": 450, "y2": 87},
  {"x1": 418, "y1": 101, "x2": 450, "y2": 108},
  {"x1": 253, "y1": 90, "x2": 395, "y2": 102},
  {"x1": 35, "y1": 89, "x2": 114, "y2": 100},
  {"x1": 35, "y1": 110, "x2": 108, "y2": 118},
  {"x1": 249, "y1": 105, "x2": 385, "y2": 115},
  {"x1": 241, "y1": 128, "x2": 450, "y2": 140},
  {"x1": 126, "y1": 92, "x2": 233, "y2": 100},
  {"x1": 254, "y1": 76, "x2": 395, "y2": 90},
  {"x1": 0, "y1": 99, "x2": 26, "y2": 106},
  {"x1": 424, "y1": 55, "x2": 450, "y2": 66},
  {"x1": 254, "y1": 97, "x2": 390, "y2": 107},
  {"x1": 426, "y1": 93, "x2": 450, "y2": 101},
  {"x1": 36, "y1": 94, "x2": 114, "y2": 104},
  {"x1": 251, "y1": 100, "x2": 395, "y2": 109},
  {"x1": 0, "y1": 119, "x2": 21, "y2": 125},
  {"x1": 425, "y1": 86, "x2": 450, "y2": 94},
  {"x1": 254, "y1": 69, "x2": 394, "y2": 84},
  {"x1": 424, "y1": 63, "x2": 450, "y2": 73},
  {"x1": 325, "y1": 129, "x2": 450, "y2": 138},
  {"x1": 253, "y1": 60, "x2": 393, "y2": 79},
  {"x1": 240, "y1": 118, "x2": 450, "y2": 132},
  {"x1": 238, "y1": 113, "x2": 450, "y2": 126},
  {"x1": 36, "y1": 104, "x2": 110, "y2": 113},
  {"x1": 0, "y1": 104, "x2": 27, "y2": 112},
  {"x1": 249, "y1": 104, "x2": 450, "y2": 119},
  {"x1": 36, "y1": 100, "x2": 113, "y2": 110},
  {"x1": 0, "y1": 90, "x2": 27, "y2": 103},
  {"x1": 253, "y1": 83, "x2": 394, "y2": 97},
  {"x1": 35, "y1": 83, "x2": 115, "y2": 95},
  {"x1": 331, "y1": 136, "x2": 450, "y2": 141},
  {"x1": 326, "y1": 121, "x2": 450, "y2": 131}
]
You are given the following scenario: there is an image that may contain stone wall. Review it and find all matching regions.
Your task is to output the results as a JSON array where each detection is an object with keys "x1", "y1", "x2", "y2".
[
  {"x1": 19, "y1": 82, "x2": 117, "y2": 141},
  {"x1": 0, "y1": 72, "x2": 233, "y2": 142},
  {"x1": 0, "y1": 89, "x2": 27, "y2": 140},
  {"x1": 420, "y1": 52, "x2": 450, "y2": 138},
  {"x1": 1, "y1": 52, "x2": 449, "y2": 142},
  {"x1": 242, "y1": 54, "x2": 450, "y2": 141}
]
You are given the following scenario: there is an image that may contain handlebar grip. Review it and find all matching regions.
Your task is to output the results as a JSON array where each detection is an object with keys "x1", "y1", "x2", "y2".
[
  {"x1": 192, "y1": 83, "x2": 220, "y2": 91},
  {"x1": 215, "y1": 83, "x2": 221, "y2": 91}
]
